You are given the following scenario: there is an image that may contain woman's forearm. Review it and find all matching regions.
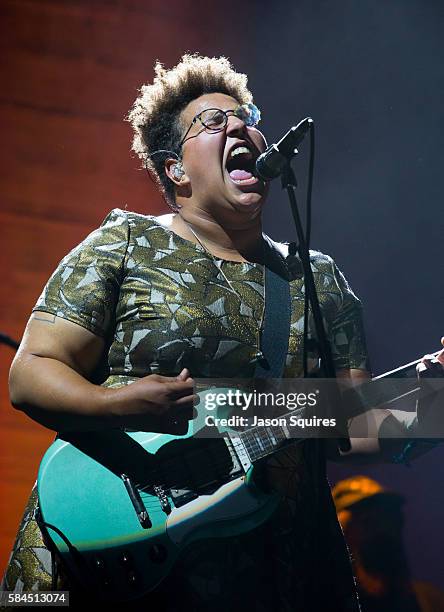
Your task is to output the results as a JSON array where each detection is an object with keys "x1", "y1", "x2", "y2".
[
  {"x1": 9, "y1": 352, "x2": 115, "y2": 432},
  {"x1": 335, "y1": 408, "x2": 436, "y2": 464}
]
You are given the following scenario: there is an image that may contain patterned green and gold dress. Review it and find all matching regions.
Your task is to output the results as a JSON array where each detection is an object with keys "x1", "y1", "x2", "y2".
[{"x1": 1, "y1": 209, "x2": 369, "y2": 611}]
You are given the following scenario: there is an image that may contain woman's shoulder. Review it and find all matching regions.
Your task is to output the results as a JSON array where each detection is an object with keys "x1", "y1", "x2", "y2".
[
  {"x1": 265, "y1": 234, "x2": 336, "y2": 269},
  {"x1": 98, "y1": 208, "x2": 174, "y2": 249},
  {"x1": 100, "y1": 207, "x2": 162, "y2": 230}
]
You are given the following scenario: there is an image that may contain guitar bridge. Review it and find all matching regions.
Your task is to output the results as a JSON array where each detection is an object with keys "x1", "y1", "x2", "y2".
[{"x1": 153, "y1": 485, "x2": 171, "y2": 515}]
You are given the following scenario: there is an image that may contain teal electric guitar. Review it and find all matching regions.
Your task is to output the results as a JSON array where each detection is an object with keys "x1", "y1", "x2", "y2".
[{"x1": 36, "y1": 354, "x2": 441, "y2": 602}]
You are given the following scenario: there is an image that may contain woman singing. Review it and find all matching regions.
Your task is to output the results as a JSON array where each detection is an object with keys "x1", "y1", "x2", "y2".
[{"x1": 3, "y1": 54, "x2": 443, "y2": 611}]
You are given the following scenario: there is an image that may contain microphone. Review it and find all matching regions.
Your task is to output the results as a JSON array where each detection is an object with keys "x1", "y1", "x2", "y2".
[{"x1": 255, "y1": 117, "x2": 313, "y2": 181}]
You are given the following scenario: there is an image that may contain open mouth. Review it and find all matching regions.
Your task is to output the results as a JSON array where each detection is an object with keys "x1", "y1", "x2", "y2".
[{"x1": 225, "y1": 144, "x2": 258, "y2": 184}]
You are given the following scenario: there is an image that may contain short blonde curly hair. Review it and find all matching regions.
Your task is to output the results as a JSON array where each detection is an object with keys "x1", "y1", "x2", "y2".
[{"x1": 126, "y1": 53, "x2": 253, "y2": 209}]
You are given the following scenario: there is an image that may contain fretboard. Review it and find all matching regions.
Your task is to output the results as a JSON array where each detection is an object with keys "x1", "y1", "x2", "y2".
[
  {"x1": 234, "y1": 351, "x2": 438, "y2": 464},
  {"x1": 237, "y1": 408, "x2": 306, "y2": 462}
]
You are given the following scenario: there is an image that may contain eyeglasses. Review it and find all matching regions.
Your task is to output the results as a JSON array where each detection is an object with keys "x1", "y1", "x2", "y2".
[{"x1": 178, "y1": 102, "x2": 261, "y2": 148}]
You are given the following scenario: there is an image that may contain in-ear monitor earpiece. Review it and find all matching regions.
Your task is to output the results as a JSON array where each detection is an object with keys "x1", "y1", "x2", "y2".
[{"x1": 172, "y1": 163, "x2": 185, "y2": 179}]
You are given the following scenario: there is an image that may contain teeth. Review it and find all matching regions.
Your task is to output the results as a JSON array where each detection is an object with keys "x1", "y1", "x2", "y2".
[{"x1": 229, "y1": 146, "x2": 251, "y2": 160}]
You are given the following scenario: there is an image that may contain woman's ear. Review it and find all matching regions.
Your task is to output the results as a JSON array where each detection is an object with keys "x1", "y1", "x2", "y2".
[{"x1": 165, "y1": 158, "x2": 189, "y2": 186}]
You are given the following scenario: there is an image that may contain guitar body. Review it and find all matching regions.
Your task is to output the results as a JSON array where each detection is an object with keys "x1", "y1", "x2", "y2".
[{"x1": 37, "y1": 388, "x2": 280, "y2": 601}]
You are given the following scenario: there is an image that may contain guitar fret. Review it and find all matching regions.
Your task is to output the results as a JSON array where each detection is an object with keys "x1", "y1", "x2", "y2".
[
  {"x1": 254, "y1": 431, "x2": 265, "y2": 452},
  {"x1": 259, "y1": 427, "x2": 274, "y2": 453},
  {"x1": 267, "y1": 428, "x2": 278, "y2": 445},
  {"x1": 227, "y1": 432, "x2": 252, "y2": 471},
  {"x1": 238, "y1": 416, "x2": 294, "y2": 462},
  {"x1": 272, "y1": 425, "x2": 287, "y2": 441},
  {"x1": 264, "y1": 427, "x2": 277, "y2": 447}
]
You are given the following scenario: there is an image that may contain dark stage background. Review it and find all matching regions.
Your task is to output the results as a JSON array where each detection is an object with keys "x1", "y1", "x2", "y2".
[{"x1": 1, "y1": 0, "x2": 443, "y2": 589}]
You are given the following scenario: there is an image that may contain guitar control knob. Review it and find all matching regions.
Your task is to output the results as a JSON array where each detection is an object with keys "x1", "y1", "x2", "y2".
[
  {"x1": 149, "y1": 544, "x2": 168, "y2": 564},
  {"x1": 119, "y1": 550, "x2": 134, "y2": 566},
  {"x1": 93, "y1": 555, "x2": 106, "y2": 571},
  {"x1": 100, "y1": 576, "x2": 112, "y2": 588},
  {"x1": 92, "y1": 556, "x2": 111, "y2": 588},
  {"x1": 127, "y1": 570, "x2": 139, "y2": 586}
]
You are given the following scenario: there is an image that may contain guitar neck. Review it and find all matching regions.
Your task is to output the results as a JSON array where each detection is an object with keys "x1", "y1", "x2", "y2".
[
  {"x1": 235, "y1": 414, "x2": 303, "y2": 463},
  {"x1": 230, "y1": 351, "x2": 441, "y2": 464}
]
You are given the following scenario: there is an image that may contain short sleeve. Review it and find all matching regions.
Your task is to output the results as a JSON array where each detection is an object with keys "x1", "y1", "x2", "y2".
[
  {"x1": 329, "y1": 261, "x2": 371, "y2": 373},
  {"x1": 32, "y1": 209, "x2": 130, "y2": 338}
]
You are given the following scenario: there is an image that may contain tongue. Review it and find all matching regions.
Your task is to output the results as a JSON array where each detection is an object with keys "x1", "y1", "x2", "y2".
[{"x1": 229, "y1": 169, "x2": 253, "y2": 181}]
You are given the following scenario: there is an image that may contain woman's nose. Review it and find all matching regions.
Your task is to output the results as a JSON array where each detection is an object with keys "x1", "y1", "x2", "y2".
[{"x1": 225, "y1": 114, "x2": 248, "y2": 136}]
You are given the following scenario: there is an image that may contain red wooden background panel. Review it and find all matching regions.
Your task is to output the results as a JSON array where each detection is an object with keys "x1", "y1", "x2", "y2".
[{"x1": 0, "y1": 0, "x2": 245, "y2": 576}]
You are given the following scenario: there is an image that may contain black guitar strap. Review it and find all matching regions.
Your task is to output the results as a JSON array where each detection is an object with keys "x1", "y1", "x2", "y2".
[{"x1": 254, "y1": 237, "x2": 291, "y2": 379}]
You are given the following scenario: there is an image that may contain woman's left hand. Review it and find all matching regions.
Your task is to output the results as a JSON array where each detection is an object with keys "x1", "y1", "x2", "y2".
[
  {"x1": 417, "y1": 336, "x2": 444, "y2": 376},
  {"x1": 415, "y1": 337, "x2": 444, "y2": 437}
]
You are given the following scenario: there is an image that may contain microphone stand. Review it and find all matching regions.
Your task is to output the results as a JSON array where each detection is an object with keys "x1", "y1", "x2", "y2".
[
  {"x1": 281, "y1": 162, "x2": 351, "y2": 455},
  {"x1": 281, "y1": 149, "x2": 353, "y2": 610}
]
